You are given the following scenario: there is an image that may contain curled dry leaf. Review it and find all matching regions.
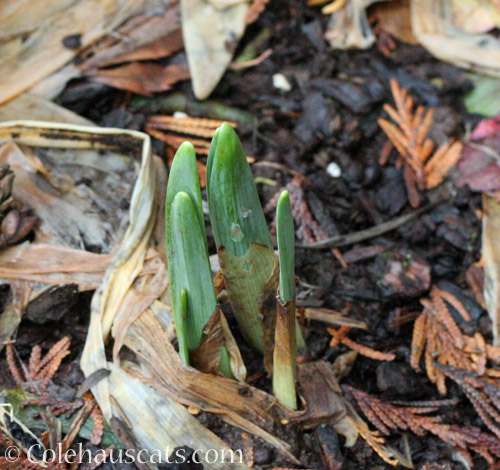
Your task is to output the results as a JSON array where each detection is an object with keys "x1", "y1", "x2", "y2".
[
  {"x1": 412, "y1": 0, "x2": 500, "y2": 77},
  {"x1": 190, "y1": 306, "x2": 247, "y2": 381},
  {"x1": 87, "y1": 62, "x2": 190, "y2": 96},
  {"x1": 296, "y1": 361, "x2": 345, "y2": 428},
  {"x1": 80, "y1": 5, "x2": 183, "y2": 70}
]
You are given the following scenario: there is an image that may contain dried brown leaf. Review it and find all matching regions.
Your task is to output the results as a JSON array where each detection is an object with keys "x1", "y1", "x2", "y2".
[{"x1": 88, "y1": 62, "x2": 189, "y2": 96}]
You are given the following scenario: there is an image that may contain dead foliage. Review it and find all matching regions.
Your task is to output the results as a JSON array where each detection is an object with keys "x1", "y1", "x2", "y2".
[
  {"x1": 0, "y1": 398, "x2": 111, "y2": 470},
  {"x1": 79, "y1": 4, "x2": 188, "y2": 97},
  {"x1": 345, "y1": 385, "x2": 500, "y2": 466},
  {"x1": 327, "y1": 326, "x2": 396, "y2": 361},
  {"x1": 466, "y1": 261, "x2": 486, "y2": 309},
  {"x1": 0, "y1": 164, "x2": 37, "y2": 248},
  {"x1": 434, "y1": 363, "x2": 500, "y2": 439},
  {"x1": 83, "y1": 394, "x2": 104, "y2": 446},
  {"x1": 378, "y1": 79, "x2": 463, "y2": 207},
  {"x1": 410, "y1": 286, "x2": 500, "y2": 394},
  {"x1": 6, "y1": 339, "x2": 104, "y2": 447},
  {"x1": 241, "y1": 432, "x2": 255, "y2": 467},
  {"x1": 89, "y1": 62, "x2": 190, "y2": 96},
  {"x1": 246, "y1": 0, "x2": 271, "y2": 24},
  {"x1": 7, "y1": 337, "x2": 71, "y2": 394},
  {"x1": 307, "y1": 0, "x2": 346, "y2": 15},
  {"x1": 146, "y1": 115, "x2": 236, "y2": 155}
]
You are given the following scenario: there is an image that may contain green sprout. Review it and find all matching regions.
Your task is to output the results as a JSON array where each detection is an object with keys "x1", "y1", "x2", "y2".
[
  {"x1": 165, "y1": 125, "x2": 303, "y2": 404},
  {"x1": 273, "y1": 190, "x2": 298, "y2": 409},
  {"x1": 207, "y1": 123, "x2": 275, "y2": 351},
  {"x1": 165, "y1": 142, "x2": 232, "y2": 377}
]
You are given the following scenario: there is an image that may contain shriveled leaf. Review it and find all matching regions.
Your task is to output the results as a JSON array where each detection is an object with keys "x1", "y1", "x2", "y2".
[
  {"x1": 296, "y1": 361, "x2": 345, "y2": 428},
  {"x1": 219, "y1": 311, "x2": 247, "y2": 381},
  {"x1": 80, "y1": 6, "x2": 182, "y2": 69},
  {"x1": 125, "y1": 307, "x2": 301, "y2": 464},
  {"x1": 107, "y1": 364, "x2": 249, "y2": 470},
  {"x1": 191, "y1": 306, "x2": 247, "y2": 381},
  {"x1": 370, "y1": 1, "x2": 418, "y2": 45},
  {"x1": 411, "y1": 0, "x2": 500, "y2": 78},
  {"x1": 88, "y1": 62, "x2": 189, "y2": 96},
  {"x1": 181, "y1": 0, "x2": 249, "y2": 99}
]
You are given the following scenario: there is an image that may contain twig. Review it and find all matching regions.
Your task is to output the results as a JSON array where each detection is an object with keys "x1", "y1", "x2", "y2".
[{"x1": 298, "y1": 198, "x2": 444, "y2": 249}]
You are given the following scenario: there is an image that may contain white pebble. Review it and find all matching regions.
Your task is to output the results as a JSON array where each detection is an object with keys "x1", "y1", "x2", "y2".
[
  {"x1": 272, "y1": 73, "x2": 292, "y2": 92},
  {"x1": 327, "y1": 162, "x2": 342, "y2": 178}
]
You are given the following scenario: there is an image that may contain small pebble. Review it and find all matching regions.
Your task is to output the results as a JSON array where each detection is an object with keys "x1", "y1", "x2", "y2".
[
  {"x1": 272, "y1": 73, "x2": 292, "y2": 92},
  {"x1": 326, "y1": 162, "x2": 342, "y2": 178}
]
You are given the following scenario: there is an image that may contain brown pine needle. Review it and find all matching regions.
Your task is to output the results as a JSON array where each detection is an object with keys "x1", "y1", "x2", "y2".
[
  {"x1": 378, "y1": 79, "x2": 463, "y2": 207},
  {"x1": 327, "y1": 327, "x2": 395, "y2": 361}
]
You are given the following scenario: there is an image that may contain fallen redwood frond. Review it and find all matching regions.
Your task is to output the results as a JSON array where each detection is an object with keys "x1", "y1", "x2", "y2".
[
  {"x1": 345, "y1": 385, "x2": 500, "y2": 466},
  {"x1": 410, "y1": 285, "x2": 500, "y2": 394},
  {"x1": 378, "y1": 79, "x2": 463, "y2": 207}
]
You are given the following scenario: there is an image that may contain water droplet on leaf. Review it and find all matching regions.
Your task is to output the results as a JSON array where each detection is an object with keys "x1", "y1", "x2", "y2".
[{"x1": 230, "y1": 223, "x2": 244, "y2": 242}]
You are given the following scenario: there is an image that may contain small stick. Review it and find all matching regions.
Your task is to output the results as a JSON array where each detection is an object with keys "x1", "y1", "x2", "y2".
[{"x1": 297, "y1": 197, "x2": 445, "y2": 249}]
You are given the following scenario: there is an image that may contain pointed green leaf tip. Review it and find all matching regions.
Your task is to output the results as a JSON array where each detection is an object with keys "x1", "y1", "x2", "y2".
[
  {"x1": 165, "y1": 142, "x2": 205, "y2": 251},
  {"x1": 277, "y1": 190, "x2": 295, "y2": 303},
  {"x1": 207, "y1": 123, "x2": 272, "y2": 257},
  {"x1": 165, "y1": 144, "x2": 216, "y2": 363}
]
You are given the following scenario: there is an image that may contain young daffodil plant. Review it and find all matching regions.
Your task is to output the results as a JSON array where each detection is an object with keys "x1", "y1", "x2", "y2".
[{"x1": 165, "y1": 124, "x2": 302, "y2": 409}]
